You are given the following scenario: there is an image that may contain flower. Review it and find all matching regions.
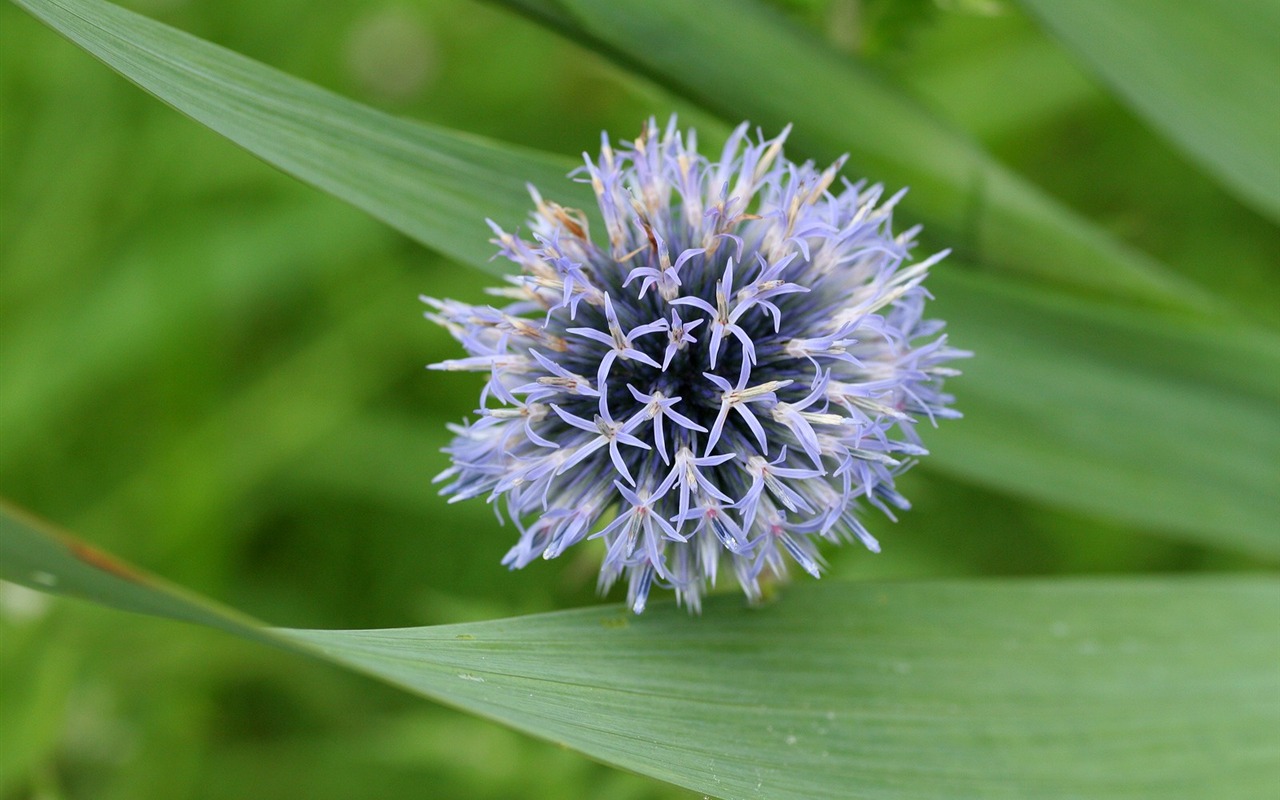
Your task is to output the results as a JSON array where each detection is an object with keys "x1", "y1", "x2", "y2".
[{"x1": 424, "y1": 119, "x2": 966, "y2": 613}]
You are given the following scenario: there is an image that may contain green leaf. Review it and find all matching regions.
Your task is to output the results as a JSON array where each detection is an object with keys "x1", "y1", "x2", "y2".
[
  {"x1": 496, "y1": 0, "x2": 1216, "y2": 309},
  {"x1": 0, "y1": 501, "x2": 277, "y2": 648},
  {"x1": 1019, "y1": 0, "x2": 1280, "y2": 223},
  {"x1": 3, "y1": 503, "x2": 1277, "y2": 800},
  {"x1": 13, "y1": 0, "x2": 1280, "y2": 553},
  {"x1": 11, "y1": 0, "x2": 586, "y2": 273},
  {"x1": 931, "y1": 268, "x2": 1280, "y2": 557}
]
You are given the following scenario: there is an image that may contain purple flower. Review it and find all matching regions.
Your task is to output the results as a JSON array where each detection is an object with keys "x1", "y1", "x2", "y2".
[{"x1": 425, "y1": 119, "x2": 967, "y2": 613}]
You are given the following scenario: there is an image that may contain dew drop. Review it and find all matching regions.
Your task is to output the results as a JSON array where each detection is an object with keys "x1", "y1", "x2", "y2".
[{"x1": 0, "y1": 580, "x2": 50, "y2": 623}]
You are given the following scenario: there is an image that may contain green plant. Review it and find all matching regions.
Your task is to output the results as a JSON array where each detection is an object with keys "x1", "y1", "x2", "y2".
[{"x1": 3, "y1": 1, "x2": 1277, "y2": 797}]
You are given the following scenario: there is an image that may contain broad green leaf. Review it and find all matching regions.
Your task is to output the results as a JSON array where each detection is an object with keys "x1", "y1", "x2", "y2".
[
  {"x1": 931, "y1": 268, "x2": 1280, "y2": 557},
  {"x1": 11, "y1": 0, "x2": 586, "y2": 273},
  {"x1": 1019, "y1": 0, "x2": 1280, "y2": 223},
  {"x1": 496, "y1": 0, "x2": 1216, "y2": 310},
  {"x1": 15, "y1": 0, "x2": 1280, "y2": 554},
  {"x1": 3, "y1": 504, "x2": 1278, "y2": 800}
]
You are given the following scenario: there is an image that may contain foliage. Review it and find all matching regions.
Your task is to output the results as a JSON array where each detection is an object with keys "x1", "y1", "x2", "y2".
[{"x1": 2, "y1": 0, "x2": 1277, "y2": 798}]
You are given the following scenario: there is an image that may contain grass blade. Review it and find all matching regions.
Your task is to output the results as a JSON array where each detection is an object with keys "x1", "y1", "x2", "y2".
[
  {"x1": 3, "y1": 503, "x2": 1276, "y2": 800},
  {"x1": 0, "y1": 501, "x2": 277, "y2": 648},
  {"x1": 1019, "y1": 0, "x2": 1280, "y2": 222},
  {"x1": 931, "y1": 267, "x2": 1280, "y2": 557}
]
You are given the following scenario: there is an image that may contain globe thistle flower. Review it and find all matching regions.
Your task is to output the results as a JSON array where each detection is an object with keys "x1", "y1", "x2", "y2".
[{"x1": 424, "y1": 119, "x2": 966, "y2": 613}]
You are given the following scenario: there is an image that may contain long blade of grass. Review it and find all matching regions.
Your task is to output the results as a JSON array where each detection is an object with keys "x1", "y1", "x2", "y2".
[
  {"x1": 0, "y1": 501, "x2": 279, "y2": 648},
  {"x1": 3, "y1": 503, "x2": 1276, "y2": 800},
  {"x1": 1019, "y1": 0, "x2": 1280, "y2": 223},
  {"x1": 931, "y1": 266, "x2": 1280, "y2": 557}
]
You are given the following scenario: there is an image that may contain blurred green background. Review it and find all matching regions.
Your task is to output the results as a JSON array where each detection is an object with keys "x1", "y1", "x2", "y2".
[{"x1": 1, "y1": 1, "x2": 1275, "y2": 798}]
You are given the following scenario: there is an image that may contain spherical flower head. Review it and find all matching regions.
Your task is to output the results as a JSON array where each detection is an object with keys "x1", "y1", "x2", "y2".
[{"x1": 424, "y1": 119, "x2": 967, "y2": 613}]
